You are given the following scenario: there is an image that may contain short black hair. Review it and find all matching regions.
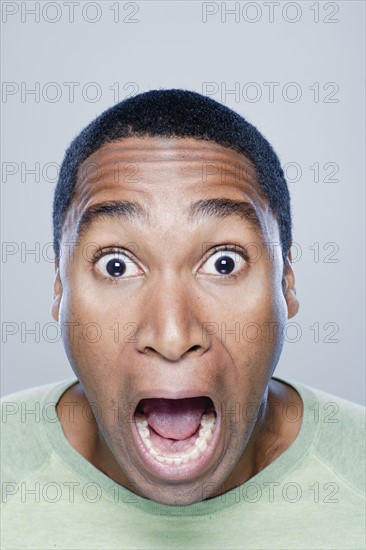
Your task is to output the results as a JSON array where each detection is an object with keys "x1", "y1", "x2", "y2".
[{"x1": 53, "y1": 88, "x2": 292, "y2": 264}]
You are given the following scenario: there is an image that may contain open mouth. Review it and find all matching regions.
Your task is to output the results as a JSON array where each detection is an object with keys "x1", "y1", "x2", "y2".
[{"x1": 132, "y1": 396, "x2": 219, "y2": 476}]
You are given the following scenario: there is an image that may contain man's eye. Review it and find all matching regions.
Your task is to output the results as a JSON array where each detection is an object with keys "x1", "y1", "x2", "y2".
[
  {"x1": 199, "y1": 249, "x2": 247, "y2": 277},
  {"x1": 94, "y1": 252, "x2": 142, "y2": 279}
]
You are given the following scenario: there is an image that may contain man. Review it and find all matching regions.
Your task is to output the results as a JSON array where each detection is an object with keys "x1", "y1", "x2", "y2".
[{"x1": 1, "y1": 89, "x2": 364, "y2": 549}]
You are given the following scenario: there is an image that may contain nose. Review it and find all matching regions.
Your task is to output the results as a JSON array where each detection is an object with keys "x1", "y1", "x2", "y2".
[{"x1": 135, "y1": 274, "x2": 211, "y2": 361}]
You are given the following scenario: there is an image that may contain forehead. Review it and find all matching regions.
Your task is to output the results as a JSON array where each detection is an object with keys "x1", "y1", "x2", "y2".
[
  {"x1": 73, "y1": 136, "x2": 267, "y2": 209},
  {"x1": 60, "y1": 136, "x2": 279, "y2": 260}
]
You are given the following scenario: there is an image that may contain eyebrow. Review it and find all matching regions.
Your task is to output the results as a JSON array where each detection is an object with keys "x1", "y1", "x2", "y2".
[
  {"x1": 75, "y1": 197, "x2": 263, "y2": 240},
  {"x1": 76, "y1": 200, "x2": 149, "y2": 239},
  {"x1": 187, "y1": 197, "x2": 263, "y2": 234}
]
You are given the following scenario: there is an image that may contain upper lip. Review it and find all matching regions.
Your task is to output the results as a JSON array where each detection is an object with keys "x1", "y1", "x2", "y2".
[{"x1": 135, "y1": 389, "x2": 214, "y2": 401}]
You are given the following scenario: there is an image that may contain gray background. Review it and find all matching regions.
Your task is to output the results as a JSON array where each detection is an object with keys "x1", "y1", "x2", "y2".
[{"x1": 1, "y1": 1, "x2": 365, "y2": 404}]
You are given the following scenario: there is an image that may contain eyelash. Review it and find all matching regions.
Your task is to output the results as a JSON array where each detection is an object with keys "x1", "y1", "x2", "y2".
[
  {"x1": 90, "y1": 247, "x2": 134, "y2": 264},
  {"x1": 200, "y1": 245, "x2": 249, "y2": 281},
  {"x1": 88, "y1": 247, "x2": 140, "y2": 284},
  {"x1": 89, "y1": 244, "x2": 250, "y2": 282}
]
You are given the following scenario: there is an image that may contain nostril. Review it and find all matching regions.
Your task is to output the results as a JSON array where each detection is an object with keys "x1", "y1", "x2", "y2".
[
  {"x1": 189, "y1": 345, "x2": 201, "y2": 352},
  {"x1": 140, "y1": 344, "x2": 205, "y2": 361}
]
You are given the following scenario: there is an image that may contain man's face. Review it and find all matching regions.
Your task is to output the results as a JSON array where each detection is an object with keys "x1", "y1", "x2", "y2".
[{"x1": 52, "y1": 136, "x2": 298, "y2": 505}]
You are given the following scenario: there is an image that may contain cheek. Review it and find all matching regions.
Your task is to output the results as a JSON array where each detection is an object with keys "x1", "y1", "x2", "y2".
[
  {"x1": 220, "y1": 270, "x2": 287, "y2": 383},
  {"x1": 221, "y1": 307, "x2": 287, "y2": 432},
  {"x1": 58, "y1": 275, "x2": 132, "y2": 382},
  {"x1": 222, "y1": 264, "x2": 287, "y2": 335}
]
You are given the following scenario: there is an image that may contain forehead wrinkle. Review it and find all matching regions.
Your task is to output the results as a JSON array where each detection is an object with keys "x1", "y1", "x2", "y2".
[
  {"x1": 75, "y1": 159, "x2": 122, "y2": 193},
  {"x1": 73, "y1": 139, "x2": 262, "y2": 208},
  {"x1": 76, "y1": 137, "x2": 259, "y2": 175}
]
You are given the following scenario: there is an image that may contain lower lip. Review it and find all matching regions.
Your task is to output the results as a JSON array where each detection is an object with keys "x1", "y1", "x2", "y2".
[{"x1": 131, "y1": 412, "x2": 221, "y2": 480}]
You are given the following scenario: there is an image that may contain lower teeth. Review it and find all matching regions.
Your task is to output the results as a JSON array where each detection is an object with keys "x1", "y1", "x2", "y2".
[{"x1": 135, "y1": 412, "x2": 216, "y2": 465}]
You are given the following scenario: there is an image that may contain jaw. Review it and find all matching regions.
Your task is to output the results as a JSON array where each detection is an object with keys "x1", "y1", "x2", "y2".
[{"x1": 61, "y1": 342, "x2": 282, "y2": 504}]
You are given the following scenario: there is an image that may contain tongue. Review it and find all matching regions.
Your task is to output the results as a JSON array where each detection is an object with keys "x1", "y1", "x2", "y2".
[{"x1": 140, "y1": 397, "x2": 207, "y2": 440}]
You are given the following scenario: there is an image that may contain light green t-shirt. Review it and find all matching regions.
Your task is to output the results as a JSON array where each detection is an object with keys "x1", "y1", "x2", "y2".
[{"x1": 1, "y1": 376, "x2": 365, "y2": 550}]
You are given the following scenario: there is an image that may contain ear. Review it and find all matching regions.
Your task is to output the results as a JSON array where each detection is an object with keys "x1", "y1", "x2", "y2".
[
  {"x1": 282, "y1": 249, "x2": 299, "y2": 319},
  {"x1": 51, "y1": 261, "x2": 62, "y2": 322}
]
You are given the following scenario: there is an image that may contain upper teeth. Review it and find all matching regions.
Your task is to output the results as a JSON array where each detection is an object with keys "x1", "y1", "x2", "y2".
[{"x1": 135, "y1": 411, "x2": 216, "y2": 465}]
